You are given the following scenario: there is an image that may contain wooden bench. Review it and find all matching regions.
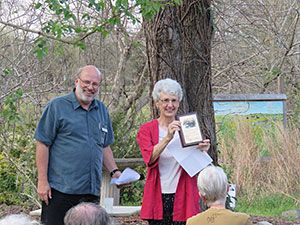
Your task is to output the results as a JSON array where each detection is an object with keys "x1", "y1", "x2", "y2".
[{"x1": 100, "y1": 158, "x2": 144, "y2": 206}]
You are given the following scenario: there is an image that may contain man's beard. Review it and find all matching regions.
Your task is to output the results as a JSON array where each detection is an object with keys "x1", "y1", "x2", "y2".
[{"x1": 76, "y1": 84, "x2": 99, "y2": 104}]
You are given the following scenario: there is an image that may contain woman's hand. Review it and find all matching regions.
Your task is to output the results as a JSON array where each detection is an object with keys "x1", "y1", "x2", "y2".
[
  {"x1": 166, "y1": 120, "x2": 181, "y2": 140},
  {"x1": 197, "y1": 139, "x2": 211, "y2": 152},
  {"x1": 149, "y1": 120, "x2": 181, "y2": 165}
]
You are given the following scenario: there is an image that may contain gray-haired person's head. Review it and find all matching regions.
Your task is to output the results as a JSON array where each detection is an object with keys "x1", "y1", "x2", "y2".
[
  {"x1": 74, "y1": 65, "x2": 102, "y2": 80},
  {"x1": 0, "y1": 214, "x2": 40, "y2": 225},
  {"x1": 64, "y1": 202, "x2": 112, "y2": 225},
  {"x1": 197, "y1": 165, "x2": 228, "y2": 207},
  {"x1": 152, "y1": 78, "x2": 183, "y2": 101}
]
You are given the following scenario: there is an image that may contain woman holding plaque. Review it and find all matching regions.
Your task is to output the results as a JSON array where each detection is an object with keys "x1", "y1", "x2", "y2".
[{"x1": 136, "y1": 78, "x2": 211, "y2": 225}]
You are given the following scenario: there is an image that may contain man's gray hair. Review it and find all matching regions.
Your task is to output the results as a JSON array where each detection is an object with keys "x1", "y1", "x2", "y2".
[
  {"x1": 0, "y1": 214, "x2": 41, "y2": 225},
  {"x1": 64, "y1": 202, "x2": 112, "y2": 225},
  {"x1": 74, "y1": 65, "x2": 102, "y2": 79},
  {"x1": 152, "y1": 78, "x2": 183, "y2": 101},
  {"x1": 197, "y1": 165, "x2": 228, "y2": 206}
]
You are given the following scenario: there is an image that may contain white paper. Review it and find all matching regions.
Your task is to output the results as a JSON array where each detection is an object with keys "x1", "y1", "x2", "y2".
[
  {"x1": 167, "y1": 132, "x2": 213, "y2": 177},
  {"x1": 110, "y1": 167, "x2": 140, "y2": 185}
]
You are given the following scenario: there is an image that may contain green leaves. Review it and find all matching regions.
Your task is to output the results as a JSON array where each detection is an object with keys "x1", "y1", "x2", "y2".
[
  {"x1": 34, "y1": 2, "x2": 42, "y2": 9},
  {"x1": 75, "y1": 41, "x2": 86, "y2": 50},
  {"x1": 88, "y1": 0, "x2": 105, "y2": 11},
  {"x1": 137, "y1": 0, "x2": 182, "y2": 20},
  {"x1": 0, "y1": 89, "x2": 23, "y2": 123},
  {"x1": 137, "y1": 0, "x2": 163, "y2": 20},
  {"x1": 32, "y1": 0, "x2": 182, "y2": 59},
  {"x1": 3, "y1": 68, "x2": 12, "y2": 77},
  {"x1": 63, "y1": 6, "x2": 76, "y2": 20},
  {"x1": 44, "y1": 20, "x2": 75, "y2": 38},
  {"x1": 34, "y1": 37, "x2": 49, "y2": 60},
  {"x1": 94, "y1": 26, "x2": 109, "y2": 37}
]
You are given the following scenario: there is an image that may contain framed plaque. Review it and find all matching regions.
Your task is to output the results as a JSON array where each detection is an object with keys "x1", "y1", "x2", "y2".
[{"x1": 177, "y1": 112, "x2": 203, "y2": 147}]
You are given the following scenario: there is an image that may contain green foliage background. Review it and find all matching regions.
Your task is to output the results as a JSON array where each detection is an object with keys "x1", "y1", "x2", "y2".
[{"x1": 0, "y1": 90, "x2": 38, "y2": 206}]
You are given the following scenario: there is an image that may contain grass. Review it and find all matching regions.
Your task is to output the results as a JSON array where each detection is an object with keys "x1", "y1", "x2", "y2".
[
  {"x1": 216, "y1": 117, "x2": 300, "y2": 219},
  {"x1": 236, "y1": 193, "x2": 300, "y2": 218}
]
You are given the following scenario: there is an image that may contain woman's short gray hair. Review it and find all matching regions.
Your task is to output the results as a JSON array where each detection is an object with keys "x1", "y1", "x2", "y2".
[
  {"x1": 152, "y1": 78, "x2": 183, "y2": 101},
  {"x1": 197, "y1": 165, "x2": 228, "y2": 206}
]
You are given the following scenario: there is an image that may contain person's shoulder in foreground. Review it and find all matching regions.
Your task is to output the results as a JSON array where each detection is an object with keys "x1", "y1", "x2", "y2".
[
  {"x1": 187, "y1": 165, "x2": 253, "y2": 225},
  {"x1": 64, "y1": 202, "x2": 112, "y2": 225},
  {"x1": 0, "y1": 213, "x2": 41, "y2": 225},
  {"x1": 187, "y1": 208, "x2": 252, "y2": 225}
]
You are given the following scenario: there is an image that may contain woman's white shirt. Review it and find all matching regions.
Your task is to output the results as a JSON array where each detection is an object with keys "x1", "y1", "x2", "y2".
[{"x1": 158, "y1": 127, "x2": 181, "y2": 194}]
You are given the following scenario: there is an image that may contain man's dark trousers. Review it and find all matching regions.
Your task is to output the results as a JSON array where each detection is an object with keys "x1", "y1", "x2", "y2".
[{"x1": 41, "y1": 189, "x2": 99, "y2": 225}]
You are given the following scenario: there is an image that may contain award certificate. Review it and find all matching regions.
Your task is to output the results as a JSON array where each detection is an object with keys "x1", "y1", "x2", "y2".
[{"x1": 177, "y1": 112, "x2": 203, "y2": 147}]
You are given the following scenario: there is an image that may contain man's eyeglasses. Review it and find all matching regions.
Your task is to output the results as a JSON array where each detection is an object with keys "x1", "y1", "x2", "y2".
[
  {"x1": 78, "y1": 77, "x2": 100, "y2": 89},
  {"x1": 159, "y1": 98, "x2": 179, "y2": 105}
]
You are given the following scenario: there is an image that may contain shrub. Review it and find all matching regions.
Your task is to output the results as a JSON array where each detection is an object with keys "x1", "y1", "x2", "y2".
[{"x1": 219, "y1": 118, "x2": 300, "y2": 202}]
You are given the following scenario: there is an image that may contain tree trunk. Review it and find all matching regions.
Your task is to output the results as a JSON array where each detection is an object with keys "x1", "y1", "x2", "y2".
[{"x1": 144, "y1": 0, "x2": 217, "y2": 163}]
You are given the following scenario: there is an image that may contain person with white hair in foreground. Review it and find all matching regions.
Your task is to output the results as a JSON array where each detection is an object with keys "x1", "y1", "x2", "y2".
[
  {"x1": 64, "y1": 202, "x2": 112, "y2": 225},
  {"x1": 187, "y1": 165, "x2": 253, "y2": 225},
  {"x1": 0, "y1": 213, "x2": 40, "y2": 225}
]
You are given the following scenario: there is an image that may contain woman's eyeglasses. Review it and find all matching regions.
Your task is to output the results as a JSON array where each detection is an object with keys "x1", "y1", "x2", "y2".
[{"x1": 159, "y1": 98, "x2": 179, "y2": 105}]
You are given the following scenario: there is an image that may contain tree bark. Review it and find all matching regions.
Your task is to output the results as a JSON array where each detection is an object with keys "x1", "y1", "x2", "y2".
[{"x1": 144, "y1": 0, "x2": 217, "y2": 163}]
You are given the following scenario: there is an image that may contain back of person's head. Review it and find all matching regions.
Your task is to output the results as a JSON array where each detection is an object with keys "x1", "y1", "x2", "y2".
[
  {"x1": 197, "y1": 165, "x2": 228, "y2": 206},
  {"x1": 64, "y1": 202, "x2": 111, "y2": 225},
  {"x1": 0, "y1": 213, "x2": 40, "y2": 225}
]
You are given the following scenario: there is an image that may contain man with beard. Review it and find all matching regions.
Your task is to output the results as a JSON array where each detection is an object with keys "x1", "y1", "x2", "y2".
[{"x1": 35, "y1": 65, "x2": 121, "y2": 225}]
